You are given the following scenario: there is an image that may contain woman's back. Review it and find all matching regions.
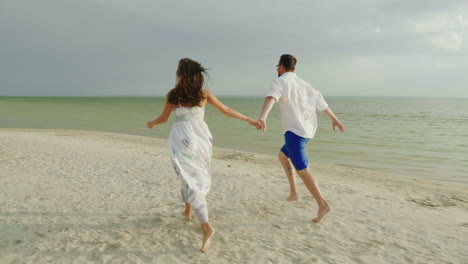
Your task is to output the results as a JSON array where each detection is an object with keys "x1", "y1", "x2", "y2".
[{"x1": 173, "y1": 106, "x2": 205, "y2": 122}]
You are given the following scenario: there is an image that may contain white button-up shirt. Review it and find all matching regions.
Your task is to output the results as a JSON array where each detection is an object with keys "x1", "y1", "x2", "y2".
[{"x1": 266, "y1": 72, "x2": 329, "y2": 138}]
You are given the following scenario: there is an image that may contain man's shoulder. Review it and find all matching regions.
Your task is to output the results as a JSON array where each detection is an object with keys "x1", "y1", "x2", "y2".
[
  {"x1": 272, "y1": 76, "x2": 286, "y2": 87},
  {"x1": 289, "y1": 73, "x2": 308, "y2": 84},
  {"x1": 293, "y1": 75, "x2": 317, "y2": 91},
  {"x1": 276, "y1": 72, "x2": 296, "y2": 84},
  {"x1": 284, "y1": 75, "x2": 313, "y2": 91},
  {"x1": 275, "y1": 72, "x2": 315, "y2": 89}
]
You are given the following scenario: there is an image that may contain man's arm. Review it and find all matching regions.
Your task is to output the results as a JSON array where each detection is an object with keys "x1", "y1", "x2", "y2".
[
  {"x1": 257, "y1": 96, "x2": 276, "y2": 131},
  {"x1": 322, "y1": 108, "x2": 345, "y2": 132}
]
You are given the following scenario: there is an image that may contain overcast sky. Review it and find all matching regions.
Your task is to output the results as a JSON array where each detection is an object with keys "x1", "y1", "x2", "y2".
[{"x1": 1, "y1": 0, "x2": 467, "y2": 97}]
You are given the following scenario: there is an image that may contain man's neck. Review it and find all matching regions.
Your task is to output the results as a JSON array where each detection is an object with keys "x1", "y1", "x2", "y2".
[{"x1": 280, "y1": 71, "x2": 295, "y2": 76}]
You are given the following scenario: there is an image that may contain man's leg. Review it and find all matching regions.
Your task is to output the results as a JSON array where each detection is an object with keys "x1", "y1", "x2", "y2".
[
  {"x1": 278, "y1": 151, "x2": 299, "y2": 201},
  {"x1": 296, "y1": 167, "x2": 331, "y2": 223}
]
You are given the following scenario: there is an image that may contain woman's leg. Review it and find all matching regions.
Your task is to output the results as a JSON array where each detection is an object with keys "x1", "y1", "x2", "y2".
[
  {"x1": 182, "y1": 202, "x2": 192, "y2": 221},
  {"x1": 200, "y1": 221, "x2": 215, "y2": 252},
  {"x1": 190, "y1": 195, "x2": 214, "y2": 252}
]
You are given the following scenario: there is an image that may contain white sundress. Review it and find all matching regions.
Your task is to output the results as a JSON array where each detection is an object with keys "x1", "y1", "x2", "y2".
[{"x1": 168, "y1": 106, "x2": 213, "y2": 224}]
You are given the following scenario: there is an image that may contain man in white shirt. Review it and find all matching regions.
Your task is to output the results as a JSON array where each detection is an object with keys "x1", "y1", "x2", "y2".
[{"x1": 258, "y1": 54, "x2": 345, "y2": 223}]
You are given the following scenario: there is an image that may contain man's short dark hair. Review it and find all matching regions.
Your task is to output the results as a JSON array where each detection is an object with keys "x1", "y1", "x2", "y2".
[{"x1": 279, "y1": 54, "x2": 297, "y2": 71}]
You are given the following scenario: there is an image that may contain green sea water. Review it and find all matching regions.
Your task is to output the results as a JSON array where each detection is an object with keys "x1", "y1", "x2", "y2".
[{"x1": 1, "y1": 96, "x2": 467, "y2": 185}]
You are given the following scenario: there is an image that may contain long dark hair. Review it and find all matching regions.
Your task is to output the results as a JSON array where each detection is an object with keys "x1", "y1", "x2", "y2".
[{"x1": 168, "y1": 58, "x2": 207, "y2": 106}]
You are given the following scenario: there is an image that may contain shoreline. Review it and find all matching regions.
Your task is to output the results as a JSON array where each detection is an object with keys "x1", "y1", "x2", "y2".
[
  {"x1": 1, "y1": 128, "x2": 467, "y2": 263},
  {"x1": 2, "y1": 127, "x2": 465, "y2": 187}
]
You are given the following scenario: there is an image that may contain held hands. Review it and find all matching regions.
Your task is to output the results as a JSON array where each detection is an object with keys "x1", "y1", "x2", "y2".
[
  {"x1": 247, "y1": 118, "x2": 262, "y2": 129},
  {"x1": 257, "y1": 119, "x2": 267, "y2": 131}
]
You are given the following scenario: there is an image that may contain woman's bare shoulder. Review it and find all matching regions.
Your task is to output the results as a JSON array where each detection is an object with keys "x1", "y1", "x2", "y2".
[
  {"x1": 202, "y1": 88, "x2": 214, "y2": 97},
  {"x1": 167, "y1": 88, "x2": 175, "y2": 95}
]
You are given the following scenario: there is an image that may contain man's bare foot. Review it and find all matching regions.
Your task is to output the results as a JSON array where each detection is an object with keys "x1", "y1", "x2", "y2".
[
  {"x1": 181, "y1": 211, "x2": 192, "y2": 221},
  {"x1": 200, "y1": 224, "x2": 215, "y2": 252},
  {"x1": 312, "y1": 203, "x2": 331, "y2": 223},
  {"x1": 287, "y1": 194, "x2": 299, "y2": 202}
]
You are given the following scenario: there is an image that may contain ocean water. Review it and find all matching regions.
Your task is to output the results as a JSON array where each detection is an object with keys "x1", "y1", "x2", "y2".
[{"x1": 1, "y1": 96, "x2": 467, "y2": 185}]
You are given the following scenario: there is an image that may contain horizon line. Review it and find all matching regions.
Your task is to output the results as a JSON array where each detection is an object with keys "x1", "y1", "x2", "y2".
[{"x1": 1, "y1": 94, "x2": 467, "y2": 99}]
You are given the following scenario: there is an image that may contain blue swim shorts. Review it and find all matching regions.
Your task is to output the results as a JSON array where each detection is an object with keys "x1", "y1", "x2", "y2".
[{"x1": 280, "y1": 131, "x2": 311, "y2": 171}]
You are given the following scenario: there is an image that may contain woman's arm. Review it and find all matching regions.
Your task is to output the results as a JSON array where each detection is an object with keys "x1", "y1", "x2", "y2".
[
  {"x1": 206, "y1": 89, "x2": 258, "y2": 127},
  {"x1": 147, "y1": 95, "x2": 173, "y2": 129}
]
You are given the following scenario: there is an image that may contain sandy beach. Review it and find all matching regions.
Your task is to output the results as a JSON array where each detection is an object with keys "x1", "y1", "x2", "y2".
[{"x1": 1, "y1": 129, "x2": 467, "y2": 263}]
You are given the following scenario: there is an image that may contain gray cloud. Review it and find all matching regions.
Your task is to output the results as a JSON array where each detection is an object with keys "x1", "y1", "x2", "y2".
[{"x1": 1, "y1": 0, "x2": 467, "y2": 97}]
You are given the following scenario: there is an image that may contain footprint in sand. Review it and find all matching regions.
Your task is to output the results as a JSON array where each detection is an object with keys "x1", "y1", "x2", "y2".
[{"x1": 407, "y1": 196, "x2": 457, "y2": 208}]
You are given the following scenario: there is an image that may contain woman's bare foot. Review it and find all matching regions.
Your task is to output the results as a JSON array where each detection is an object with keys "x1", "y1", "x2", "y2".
[
  {"x1": 287, "y1": 193, "x2": 299, "y2": 202},
  {"x1": 200, "y1": 223, "x2": 215, "y2": 252},
  {"x1": 182, "y1": 203, "x2": 192, "y2": 221},
  {"x1": 312, "y1": 203, "x2": 331, "y2": 223},
  {"x1": 181, "y1": 211, "x2": 192, "y2": 221}
]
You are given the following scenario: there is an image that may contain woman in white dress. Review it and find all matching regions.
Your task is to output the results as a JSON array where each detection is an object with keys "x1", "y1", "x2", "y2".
[{"x1": 147, "y1": 58, "x2": 259, "y2": 252}]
